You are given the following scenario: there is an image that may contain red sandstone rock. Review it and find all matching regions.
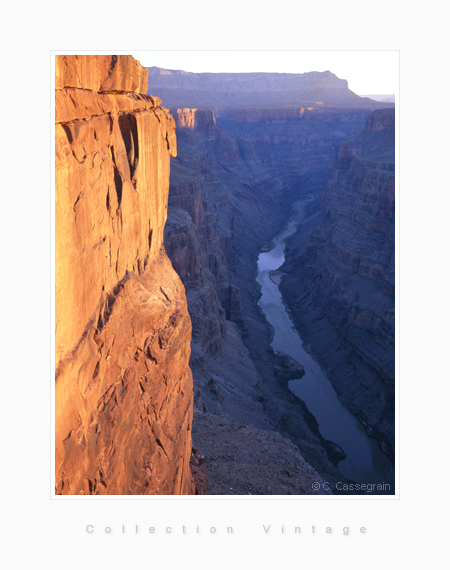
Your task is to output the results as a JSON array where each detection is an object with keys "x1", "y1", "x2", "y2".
[
  {"x1": 170, "y1": 108, "x2": 217, "y2": 132},
  {"x1": 55, "y1": 55, "x2": 194, "y2": 495},
  {"x1": 56, "y1": 55, "x2": 149, "y2": 94}
]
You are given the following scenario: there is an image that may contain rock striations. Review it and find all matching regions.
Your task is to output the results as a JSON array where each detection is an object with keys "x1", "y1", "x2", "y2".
[
  {"x1": 170, "y1": 108, "x2": 217, "y2": 133},
  {"x1": 55, "y1": 55, "x2": 199, "y2": 495}
]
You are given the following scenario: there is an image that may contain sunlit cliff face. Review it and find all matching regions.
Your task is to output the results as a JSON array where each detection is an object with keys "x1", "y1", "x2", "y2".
[{"x1": 55, "y1": 55, "x2": 196, "y2": 495}]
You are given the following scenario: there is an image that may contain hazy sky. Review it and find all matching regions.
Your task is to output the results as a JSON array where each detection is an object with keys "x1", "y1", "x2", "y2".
[{"x1": 128, "y1": 50, "x2": 399, "y2": 95}]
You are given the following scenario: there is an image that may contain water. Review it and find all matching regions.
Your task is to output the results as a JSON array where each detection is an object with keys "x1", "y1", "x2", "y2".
[{"x1": 256, "y1": 206, "x2": 394, "y2": 492}]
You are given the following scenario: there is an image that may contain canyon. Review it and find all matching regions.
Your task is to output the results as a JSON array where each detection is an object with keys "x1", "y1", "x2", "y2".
[
  {"x1": 150, "y1": 67, "x2": 395, "y2": 493},
  {"x1": 280, "y1": 108, "x2": 395, "y2": 459},
  {"x1": 54, "y1": 56, "x2": 395, "y2": 495}
]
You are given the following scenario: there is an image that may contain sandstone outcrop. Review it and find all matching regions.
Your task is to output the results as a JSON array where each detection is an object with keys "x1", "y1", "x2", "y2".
[
  {"x1": 55, "y1": 55, "x2": 197, "y2": 494},
  {"x1": 56, "y1": 55, "x2": 149, "y2": 93},
  {"x1": 170, "y1": 108, "x2": 217, "y2": 132}
]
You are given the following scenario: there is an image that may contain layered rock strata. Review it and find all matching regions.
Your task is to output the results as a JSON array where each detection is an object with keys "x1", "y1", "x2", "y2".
[
  {"x1": 170, "y1": 108, "x2": 217, "y2": 133},
  {"x1": 55, "y1": 55, "x2": 198, "y2": 494},
  {"x1": 280, "y1": 109, "x2": 395, "y2": 458},
  {"x1": 147, "y1": 67, "x2": 390, "y2": 109},
  {"x1": 217, "y1": 107, "x2": 372, "y2": 201}
]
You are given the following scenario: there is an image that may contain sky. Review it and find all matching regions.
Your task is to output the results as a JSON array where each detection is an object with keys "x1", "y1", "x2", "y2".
[{"x1": 128, "y1": 50, "x2": 399, "y2": 96}]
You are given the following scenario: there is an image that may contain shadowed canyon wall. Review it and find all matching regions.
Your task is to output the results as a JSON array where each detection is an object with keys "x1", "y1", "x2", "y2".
[
  {"x1": 55, "y1": 55, "x2": 198, "y2": 495},
  {"x1": 161, "y1": 103, "x2": 382, "y2": 493},
  {"x1": 280, "y1": 108, "x2": 395, "y2": 458}
]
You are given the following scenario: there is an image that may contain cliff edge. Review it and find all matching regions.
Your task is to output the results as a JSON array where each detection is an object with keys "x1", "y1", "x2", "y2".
[{"x1": 55, "y1": 55, "x2": 196, "y2": 494}]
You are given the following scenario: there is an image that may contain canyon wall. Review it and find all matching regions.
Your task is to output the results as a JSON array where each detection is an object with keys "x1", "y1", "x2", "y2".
[
  {"x1": 55, "y1": 55, "x2": 197, "y2": 495},
  {"x1": 147, "y1": 68, "x2": 387, "y2": 109},
  {"x1": 162, "y1": 107, "x2": 364, "y2": 492},
  {"x1": 280, "y1": 108, "x2": 395, "y2": 458},
  {"x1": 218, "y1": 107, "x2": 371, "y2": 203}
]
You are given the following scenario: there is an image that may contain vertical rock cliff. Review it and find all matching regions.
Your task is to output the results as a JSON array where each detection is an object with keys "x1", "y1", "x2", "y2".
[{"x1": 55, "y1": 55, "x2": 196, "y2": 495}]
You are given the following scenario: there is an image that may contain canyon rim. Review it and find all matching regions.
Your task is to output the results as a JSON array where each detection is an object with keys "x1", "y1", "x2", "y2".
[{"x1": 54, "y1": 53, "x2": 396, "y2": 496}]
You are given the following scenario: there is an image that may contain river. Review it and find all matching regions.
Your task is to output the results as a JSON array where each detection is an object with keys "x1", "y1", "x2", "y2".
[{"x1": 256, "y1": 199, "x2": 394, "y2": 493}]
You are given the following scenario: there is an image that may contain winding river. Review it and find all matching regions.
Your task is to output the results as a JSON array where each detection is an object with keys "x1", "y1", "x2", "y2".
[{"x1": 256, "y1": 200, "x2": 394, "y2": 492}]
